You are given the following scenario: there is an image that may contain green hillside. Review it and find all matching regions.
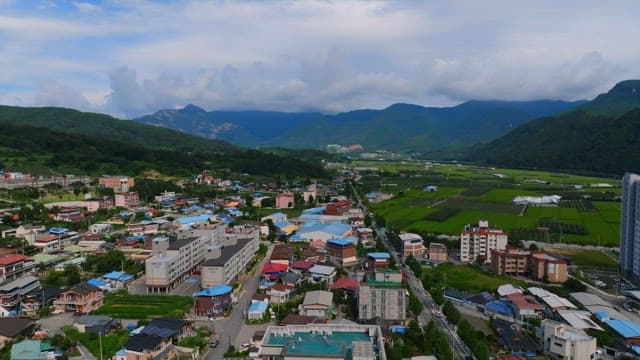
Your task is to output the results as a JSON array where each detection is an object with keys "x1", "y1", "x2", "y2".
[{"x1": 579, "y1": 80, "x2": 640, "y2": 116}]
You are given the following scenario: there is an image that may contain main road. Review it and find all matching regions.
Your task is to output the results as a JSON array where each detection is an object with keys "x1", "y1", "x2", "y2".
[{"x1": 352, "y1": 182, "x2": 473, "y2": 360}]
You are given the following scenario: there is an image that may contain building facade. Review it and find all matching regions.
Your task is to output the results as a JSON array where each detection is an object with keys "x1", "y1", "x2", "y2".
[
  {"x1": 115, "y1": 192, "x2": 139, "y2": 208},
  {"x1": 200, "y1": 237, "x2": 259, "y2": 288},
  {"x1": 491, "y1": 248, "x2": 530, "y2": 276},
  {"x1": 326, "y1": 239, "x2": 357, "y2": 266},
  {"x1": 530, "y1": 253, "x2": 568, "y2": 283},
  {"x1": 541, "y1": 320, "x2": 597, "y2": 360},
  {"x1": 145, "y1": 236, "x2": 206, "y2": 294},
  {"x1": 53, "y1": 282, "x2": 104, "y2": 314},
  {"x1": 621, "y1": 173, "x2": 640, "y2": 279},
  {"x1": 98, "y1": 176, "x2": 135, "y2": 193},
  {"x1": 460, "y1": 220, "x2": 508, "y2": 263},
  {"x1": 399, "y1": 233, "x2": 425, "y2": 258},
  {"x1": 428, "y1": 242, "x2": 448, "y2": 262},
  {"x1": 358, "y1": 269, "x2": 406, "y2": 321}
]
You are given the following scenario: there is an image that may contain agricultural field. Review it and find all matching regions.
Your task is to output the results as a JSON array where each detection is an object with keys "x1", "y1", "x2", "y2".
[
  {"x1": 91, "y1": 292, "x2": 193, "y2": 319},
  {"x1": 363, "y1": 162, "x2": 621, "y2": 246},
  {"x1": 424, "y1": 263, "x2": 527, "y2": 293},
  {"x1": 544, "y1": 248, "x2": 619, "y2": 269}
]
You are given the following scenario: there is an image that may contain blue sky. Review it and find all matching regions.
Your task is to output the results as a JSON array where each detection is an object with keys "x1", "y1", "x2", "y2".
[{"x1": 0, "y1": 0, "x2": 639, "y2": 118}]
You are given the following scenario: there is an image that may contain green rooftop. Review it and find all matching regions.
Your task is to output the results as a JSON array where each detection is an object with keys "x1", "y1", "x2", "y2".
[{"x1": 365, "y1": 273, "x2": 403, "y2": 288}]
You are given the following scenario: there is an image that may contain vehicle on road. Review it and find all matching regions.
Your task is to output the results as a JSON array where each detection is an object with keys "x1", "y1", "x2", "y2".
[
  {"x1": 239, "y1": 343, "x2": 251, "y2": 351},
  {"x1": 210, "y1": 339, "x2": 219, "y2": 348}
]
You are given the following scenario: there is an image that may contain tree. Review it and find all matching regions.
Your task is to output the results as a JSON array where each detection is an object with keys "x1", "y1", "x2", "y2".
[
  {"x1": 442, "y1": 301, "x2": 461, "y2": 325},
  {"x1": 408, "y1": 289, "x2": 423, "y2": 317},
  {"x1": 64, "y1": 264, "x2": 81, "y2": 286},
  {"x1": 364, "y1": 214, "x2": 372, "y2": 227}
]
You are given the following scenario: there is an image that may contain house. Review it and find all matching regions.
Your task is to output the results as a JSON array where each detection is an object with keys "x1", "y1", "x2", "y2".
[
  {"x1": 123, "y1": 334, "x2": 172, "y2": 360},
  {"x1": 193, "y1": 285, "x2": 233, "y2": 316},
  {"x1": 300, "y1": 291, "x2": 333, "y2": 318},
  {"x1": 261, "y1": 263, "x2": 288, "y2": 281},
  {"x1": 541, "y1": 320, "x2": 597, "y2": 360},
  {"x1": 9, "y1": 339, "x2": 53, "y2": 360},
  {"x1": 261, "y1": 212, "x2": 288, "y2": 224},
  {"x1": 326, "y1": 239, "x2": 357, "y2": 266},
  {"x1": 290, "y1": 260, "x2": 314, "y2": 274},
  {"x1": 0, "y1": 276, "x2": 40, "y2": 310},
  {"x1": 308, "y1": 264, "x2": 337, "y2": 284},
  {"x1": 86, "y1": 196, "x2": 114, "y2": 213},
  {"x1": 356, "y1": 228, "x2": 374, "y2": 247},
  {"x1": 427, "y1": 242, "x2": 448, "y2": 262},
  {"x1": 358, "y1": 269, "x2": 406, "y2": 321},
  {"x1": 265, "y1": 283, "x2": 295, "y2": 304},
  {"x1": 275, "y1": 193, "x2": 294, "y2": 209},
  {"x1": 1, "y1": 224, "x2": 46, "y2": 245},
  {"x1": 399, "y1": 233, "x2": 425, "y2": 258},
  {"x1": 506, "y1": 293, "x2": 543, "y2": 318},
  {"x1": 19, "y1": 287, "x2": 61, "y2": 317},
  {"x1": 460, "y1": 220, "x2": 508, "y2": 263},
  {"x1": 0, "y1": 255, "x2": 36, "y2": 283},
  {"x1": 0, "y1": 317, "x2": 35, "y2": 346},
  {"x1": 270, "y1": 244, "x2": 294, "y2": 266},
  {"x1": 73, "y1": 315, "x2": 118, "y2": 334},
  {"x1": 53, "y1": 282, "x2": 104, "y2": 314},
  {"x1": 367, "y1": 252, "x2": 391, "y2": 269},
  {"x1": 247, "y1": 300, "x2": 269, "y2": 320},
  {"x1": 281, "y1": 272, "x2": 300, "y2": 287},
  {"x1": 143, "y1": 318, "x2": 190, "y2": 341},
  {"x1": 98, "y1": 176, "x2": 135, "y2": 192},
  {"x1": 330, "y1": 276, "x2": 358, "y2": 293},
  {"x1": 89, "y1": 223, "x2": 113, "y2": 235},
  {"x1": 56, "y1": 207, "x2": 84, "y2": 222},
  {"x1": 102, "y1": 271, "x2": 134, "y2": 289}
]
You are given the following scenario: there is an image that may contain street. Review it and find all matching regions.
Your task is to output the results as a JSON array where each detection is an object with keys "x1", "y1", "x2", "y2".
[{"x1": 352, "y1": 183, "x2": 473, "y2": 360}]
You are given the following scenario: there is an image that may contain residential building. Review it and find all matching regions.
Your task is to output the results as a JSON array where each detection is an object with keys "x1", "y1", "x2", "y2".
[
  {"x1": 261, "y1": 212, "x2": 287, "y2": 224},
  {"x1": 258, "y1": 324, "x2": 386, "y2": 360},
  {"x1": 358, "y1": 269, "x2": 406, "y2": 321},
  {"x1": 86, "y1": 196, "x2": 114, "y2": 212},
  {"x1": 1, "y1": 224, "x2": 46, "y2": 245},
  {"x1": 530, "y1": 252, "x2": 568, "y2": 283},
  {"x1": 33, "y1": 228, "x2": 79, "y2": 251},
  {"x1": 56, "y1": 207, "x2": 84, "y2": 222},
  {"x1": 200, "y1": 237, "x2": 258, "y2": 288},
  {"x1": 541, "y1": 320, "x2": 597, "y2": 360},
  {"x1": 325, "y1": 200, "x2": 351, "y2": 215},
  {"x1": 53, "y1": 282, "x2": 104, "y2": 314},
  {"x1": 176, "y1": 221, "x2": 226, "y2": 248},
  {"x1": 356, "y1": 227, "x2": 374, "y2": 247},
  {"x1": 506, "y1": 293, "x2": 543, "y2": 319},
  {"x1": 0, "y1": 254, "x2": 36, "y2": 283},
  {"x1": 73, "y1": 315, "x2": 118, "y2": 334},
  {"x1": 0, "y1": 276, "x2": 40, "y2": 309},
  {"x1": 10, "y1": 339, "x2": 52, "y2": 360},
  {"x1": 145, "y1": 236, "x2": 206, "y2": 294},
  {"x1": 326, "y1": 239, "x2": 357, "y2": 266},
  {"x1": 491, "y1": 248, "x2": 530, "y2": 276},
  {"x1": 367, "y1": 252, "x2": 390, "y2": 269},
  {"x1": 275, "y1": 193, "x2": 294, "y2": 209},
  {"x1": 266, "y1": 283, "x2": 295, "y2": 304},
  {"x1": 428, "y1": 242, "x2": 448, "y2": 262},
  {"x1": 98, "y1": 176, "x2": 135, "y2": 193},
  {"x1": 299, "y1": 290, "x2": 333, "y2": 318},
  {"x1": 460, "y1": 220, "x2": 508, "y2": 263},
  {"x1": 399, "y1": 233, "x2": 425, "y2": 258},
  {"x1": 193, "y1": 285, "x2": 233, "y2": 317},
  {"x1": 247, "y1": 300, "x2": 269, "y2": 320},
  {"x1": 621, "y1": 173, "x2": 640, "y2": 279},
  {"x1": 115, "y1": 192, "x2": 139, "y2": 207},
  {"x1": 308, "y1": 264, "x2": 337, "y2": 284},
  {"x1": 89, "y1": 223, "x2": 113, "y2": 235}
]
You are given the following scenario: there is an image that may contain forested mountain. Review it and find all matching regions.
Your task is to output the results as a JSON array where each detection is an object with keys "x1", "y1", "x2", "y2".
[{"x1": 134, "y1": 100, "x2": 585, "y2": 153}]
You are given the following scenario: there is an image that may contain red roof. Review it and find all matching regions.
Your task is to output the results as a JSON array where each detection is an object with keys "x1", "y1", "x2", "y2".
[
  {"x1": 262, "y1": 263, "x2": 288, "y2": 273},
  {"x1": 291, "y1": 260, "x2": 314, "y2": 270},
  {"x1": 331, "y1": 276, "x2": 357, "y2": 292},
  {"x1": 507, "y1": 294, "x2": 543, "y2": 310},
  {"x1": 0, "y1": 254, "x2": 27, "y2": 266},
  {"x1": 267, "y1": 283, "x2": 294, "y2": 292}
]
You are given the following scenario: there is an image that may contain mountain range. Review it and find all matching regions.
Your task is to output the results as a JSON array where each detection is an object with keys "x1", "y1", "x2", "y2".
[
  {"x1": 134, "y1": 100, "x2": 586, "y2": 153},
  {"x1": 469, "y1": 80, "x2": 640, "y2": 175}
]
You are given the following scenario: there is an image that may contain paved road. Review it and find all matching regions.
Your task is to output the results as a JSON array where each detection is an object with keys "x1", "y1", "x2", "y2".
[
  {"x1": 204, "y1": 243, "x2": 274, "y2": 360},
  {"x1": 352, "y1": 183, "x2": 472, "y2": 360}
]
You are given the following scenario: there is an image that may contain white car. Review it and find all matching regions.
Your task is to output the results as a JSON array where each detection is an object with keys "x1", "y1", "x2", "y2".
[{"x1": 239, "y1": 343, "x2": 251, "y2": 351}]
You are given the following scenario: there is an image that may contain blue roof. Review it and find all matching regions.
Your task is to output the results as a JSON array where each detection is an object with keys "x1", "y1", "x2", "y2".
[
  {"x1": 275, "y1": 221, "x2": 293, "y2": 228},
  {"x1": 299, "y1": 214, "x2": 324, "y2": 221},
  {"x1": 248, "y1": 300, "x2": 268, "y2": 313},
  {"x1": 88, "y1": 278, "x2": 106, "y2": 287},
  {"x1": 485, "y1": 300, "x2": 513, "y2": 315},
  {"x1": 103, "y1": 271, "x2": 134, "y2": 282},
  {"x1": 632, "y1": 345, "x2": 640, "y2": 355},
  {"x1": 297, "y1": 222, "x2": 351, "y2": 238},
  {"x1": 303, "y1": 206, "x2": 326, "y2": 214},
  {"x1": 594, "y1": 311, "x2": 610, "y2": 321},
  {"x1": 367, "y1": 252, "x2": 391, "y2": 259},
  {"x1": 338, "y1": 236, "x2": 358, "y2": 244},
  {"x1": 177, "y1": 214, "x2": 211, "y2": 225},
  {"x1": 193, "y1": 285, "x2": 233, "y2": 297},
  {"x1": 327, "y1": 238, "x2": 353, "y2": 246},
  {"x1": 605, "y1": 319, "x2": 640, "y2": 338},
  {"x1": 116, "y1": 349, "x2": 127, "y2": 356},
  {"x1": 49, "y1": 227, "x2": 69, "y2": 235}
]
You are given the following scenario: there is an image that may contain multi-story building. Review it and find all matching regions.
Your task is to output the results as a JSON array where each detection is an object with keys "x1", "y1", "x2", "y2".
[
  {"x1": 541, "y1": 320, "x2": 597, "y2": 360},
  {"x1": 145, "y1": 236, "x2": 207, "y2": 294},
  {"x1": 53, "y1": 282, "x2": 104, "y2": 314},
  {"x1": 115, "y1": 192, "x2": 139, "y2": 208},
  {"x1": 275, "y1": 193, "x2": 295, "y2": 209},
  {"x1": 200, "y1": 237, "x2": 259, "y2": 288},
  {"x1": 56, "y1": 207, "x2": 84, "y2": 222},
  {"x1": 127, "y1": 222, "x2": 159, "y2": 236},
  {"x1": 33, "y1": 228, "x2": 80, "y2": 251},
  {"x1": 98, "y1": 176, "x2": 135, "y2": 193},
  {"x1": 325, "y1": 200, "x2": 351, "y2": 215},
  {"x1": 399, "y1": 233, "x2": 425, "y2": 258},
  {"x1": 530, "y1": 252, "x2": 568, "y2": 283},
  {"x1": 428, "y1": 242, "x2": 448, "y2": 262},
  {"x1": 491, "y1": 248, "x2": 530, "y2": 276},
  {"x1": 0, "y1": 255, "x2": 36, "y2": 283},
  {"x1": 326, "y1": 239, "x2": 357, "y2": 266},
  {"x1": 86, "y1": 196, "x2": 114, "y2": 213},
  {"x1": 621, "y1": 173, "x2": 640, "y2": 279},
  {"x1": 460, "y1": 220, "x2": 508, "y2": 263},
  {"x1": 358, "y1": 269, "x2": 406, "y2": 321},
  {"x1": 367, "y1": 252, "x2": 390, "y2": 269},
  {"x1": 0, "y1": 275, "x2": 40, "y2": 309}
]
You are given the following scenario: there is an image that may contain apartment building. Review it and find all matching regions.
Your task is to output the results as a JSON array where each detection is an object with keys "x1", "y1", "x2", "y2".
[
  {"x1": 491, "y1": 248, "x2": 530, "y2": 276},
  {"x1": 145, "y1": 236, "x2": 206, "y2": 294},
  {"x1": 200, "y1": 237, "x2": 258, "y2": 288},
  {"x1": 428, "y1": 242, "x2": 448, "y2": 262},
  {"x1": 460, "y1": 220, "x2": 508, "y2": 263},
  {"x1": 326, "y1": 239, "x2": 357, "y2": 266},
  {"x1": 0, "y1": 254, "x2": 36, "y2": 283},
  {"x1": 530, "y1": 252, "x2": 568, "y2": 283},
  {"x1": 399, "y1": 233, "x2": 425, "y2": 258},
  {"x1": 541, "y1": 320, "x2": 597, "y2": 360},
  {"x1": 98, "y1": 176, "x2": 135, "y2": 193},
  {"x1": 358, "y1": 269, "x2": 406, "y2": 321},
  {"x1": 115, "y1": 192, "x2": 140, "y2": 208}
]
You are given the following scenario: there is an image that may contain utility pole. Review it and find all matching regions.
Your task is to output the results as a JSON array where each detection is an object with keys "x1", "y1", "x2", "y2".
[{"x1": 99, "y1": 331, "x2": 103, "y2": 360}]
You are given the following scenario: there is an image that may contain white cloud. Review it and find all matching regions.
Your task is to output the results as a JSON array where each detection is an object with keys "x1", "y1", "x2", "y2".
[{"x1": 73, "y1": 2, "x2": 101, "y2": 12}]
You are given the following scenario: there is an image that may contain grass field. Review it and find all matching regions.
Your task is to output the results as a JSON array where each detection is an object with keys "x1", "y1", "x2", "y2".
[
  {"x1": 91, "y1": 293, "x2": 192, "y2": 319},
  {"x1": 63, "y1": 327, "x2": 130, "y2": 358},
  {"x1": 365, "y1": 162, "x2": 621, "y2": 246},
  {"x1": 544, "y1": 248, "x2": 619, "y2": 269},
  {"x1": 425, "y1": 263, "x2": 527, "y2": 293}
]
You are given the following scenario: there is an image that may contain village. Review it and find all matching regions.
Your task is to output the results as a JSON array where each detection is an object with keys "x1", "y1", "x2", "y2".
[{"x1": 0, "y1": 168, "x2": 638, "y2": 360}]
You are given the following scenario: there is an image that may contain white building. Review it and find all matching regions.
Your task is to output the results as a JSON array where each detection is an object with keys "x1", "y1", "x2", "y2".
[
  {"x1": 200, "y1": 236, "x2": 259, "y2": 288},
  {"x1": 145, "y1": 236, "x2": 207, "y2": 294},
  {"x1": 300, "y1": 290, "x2": 333, "y2": 318},
  {"x1": 541, "y1": 320, "x2": 597, "y2": 360},
  {"x1": 460, "y1": 220, "x2": 508, "y2": 263},
  {"x1": 621, "y1": 173, "x2": 640, "y2": 279},
  {"x1": 358, "y1": 270, "x2": 406, "y2": 321},
  {"x1": 399, "y1": 233, "x2": 425, "y2": 258}
]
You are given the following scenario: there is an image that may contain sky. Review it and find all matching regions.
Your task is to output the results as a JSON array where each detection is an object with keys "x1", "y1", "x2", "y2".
[{"x1": 0, "y1": 0, "x2": 639, "y2": 118}]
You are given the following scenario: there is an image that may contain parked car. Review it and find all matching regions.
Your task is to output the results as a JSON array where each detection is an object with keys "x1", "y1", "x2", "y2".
[{"x1": 210, "y1": 339, "x2": 219, "y2": 348}]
